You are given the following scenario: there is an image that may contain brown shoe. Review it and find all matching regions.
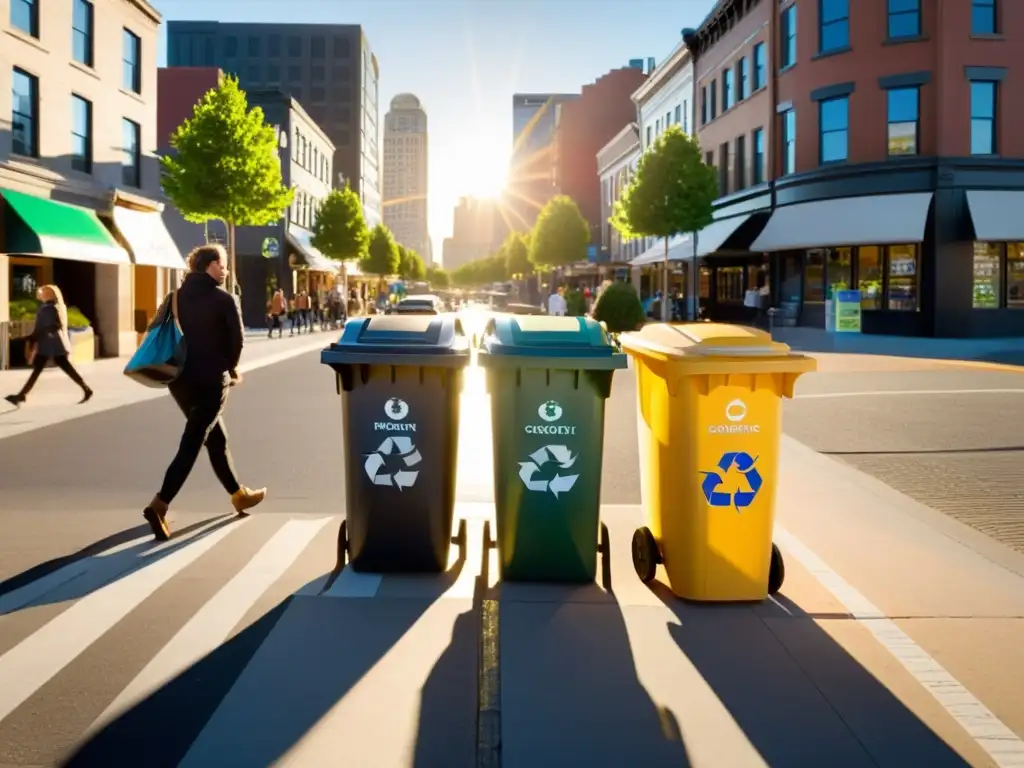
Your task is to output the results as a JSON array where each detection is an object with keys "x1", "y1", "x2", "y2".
[
  {"x1": 231, "y1": 486, "x2": 266, "y2": 516},
  {"x1": 143, "y1": 496, "x2": 171, "y2": 541}
]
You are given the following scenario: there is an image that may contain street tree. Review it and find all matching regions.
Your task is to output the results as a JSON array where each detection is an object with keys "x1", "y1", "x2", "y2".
[
  {"x1": 311, "y1": 184, "x2": 368, "y2": 298},
  {"x1": 161, "y1": 74, "x2": 293, "y2": 293},
  {"x1": 611, "y1": 124, "x2": 717, "y2": 320},
  {"x1": 361, "y1": 223, "x2": 400, "y2": 277},
  {"x1": 399, "y1": 246, "x2": 426, "y2": 280},
  {"x1": 529, "y1": 195, "x2": 590, "y2": 273},
  {"x1": 425, "y1": 265, "x2": 449, "y2": 289},
  {"x1": 502, "y1": 231, "x2": 533, "y2": 278}
]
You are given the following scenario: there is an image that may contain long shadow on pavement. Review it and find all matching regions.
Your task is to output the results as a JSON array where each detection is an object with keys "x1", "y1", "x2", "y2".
[
  {"x1": 650, "y1": 582, "x2": 971, "y2": 767},
  {"x1": 64, "y1": 555, "x2": 467, "y2": 767},
  {"x1": 494, "y1": 579, "x2": 692, "y2": 767}
]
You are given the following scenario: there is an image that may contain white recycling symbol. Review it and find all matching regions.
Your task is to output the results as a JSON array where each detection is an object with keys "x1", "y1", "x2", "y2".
[
  {"x1": 364, "y1": 436, "x2": 422, "y2": 490},
  {"x1": 518, "y1": 445, "x2": 579, "y2": 499}
]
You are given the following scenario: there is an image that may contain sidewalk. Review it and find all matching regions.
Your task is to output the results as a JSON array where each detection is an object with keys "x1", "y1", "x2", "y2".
[{"x1": 0, "y1": 332, "x2": 330, "y2": 442}]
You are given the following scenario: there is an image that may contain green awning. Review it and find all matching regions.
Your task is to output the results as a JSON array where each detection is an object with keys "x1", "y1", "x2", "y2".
[{"x1": 1, "y1": 188, "x2": 131, "y2": 265}]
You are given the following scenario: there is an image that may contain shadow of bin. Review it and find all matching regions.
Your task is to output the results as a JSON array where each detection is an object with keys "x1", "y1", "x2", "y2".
[
  {"x1": 321, "y1": 314, "x2": 471, "y2": 572},
  {"x1": 619, "y1": 323, "x2": 816, "y2": 601},
  {"x1": 476, "y1": 315, "x2": 627, "y2": 585}
]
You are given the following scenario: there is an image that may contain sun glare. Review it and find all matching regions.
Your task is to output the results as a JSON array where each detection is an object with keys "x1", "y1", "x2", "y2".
[{"x1": 457, "y1": 136, "x2": 509, "y2": 199}]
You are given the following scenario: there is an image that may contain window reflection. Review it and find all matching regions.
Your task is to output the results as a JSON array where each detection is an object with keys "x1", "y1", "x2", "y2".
[
  {"x1": 887, "y1": 244, "x2": 918, "y2": 310},
  {"x1": 1005, "y1": 244, "x2": 1024, "y2": 308},
  {"x1": 827, "y1": 247, "x2": 852, "y2": 297},
  {"x1": 858, "y1": 246, "x2": 882, "y2": 310},
  {"x1": 972, "y1": 242, "x2": 1001, "y2": 308}
]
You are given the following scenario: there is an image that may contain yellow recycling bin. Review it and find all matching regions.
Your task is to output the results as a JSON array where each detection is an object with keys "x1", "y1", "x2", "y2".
[{"x1": 619, "y1": 323, "x2": 816, "y2": 602}]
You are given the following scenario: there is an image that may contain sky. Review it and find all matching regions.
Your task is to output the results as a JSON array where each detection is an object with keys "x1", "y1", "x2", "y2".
[{"x1": 155, "y1": 0, "x2": 718, "y2": 263}]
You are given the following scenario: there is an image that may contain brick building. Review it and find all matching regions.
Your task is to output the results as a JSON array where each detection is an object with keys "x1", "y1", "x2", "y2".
[{"x1": 688, "y1": 0, "x2": 1024, "y2": 338}]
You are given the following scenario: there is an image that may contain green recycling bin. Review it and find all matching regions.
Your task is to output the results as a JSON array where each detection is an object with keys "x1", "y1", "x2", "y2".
[{"x1": 477, "y1": 315, "x2": 627, "y2": 583}]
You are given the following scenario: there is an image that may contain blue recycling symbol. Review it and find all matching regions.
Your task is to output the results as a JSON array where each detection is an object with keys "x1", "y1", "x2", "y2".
[{"x1": 701, "y1": 452, "x2": 763, "y2": 511}]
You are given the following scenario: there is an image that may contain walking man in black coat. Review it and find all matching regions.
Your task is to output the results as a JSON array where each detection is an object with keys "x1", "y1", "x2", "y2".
[{"x1": 143, "y1": 244, "x2": 265, "y2": 541}]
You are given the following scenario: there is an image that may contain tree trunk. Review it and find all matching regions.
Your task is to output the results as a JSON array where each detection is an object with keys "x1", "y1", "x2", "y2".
[
  {"x1": 340, "y1": 261, "x2": 348, "y2": 307},
  {"x1": 661, "y1": 236, "x2": 670, "y2": 322}
]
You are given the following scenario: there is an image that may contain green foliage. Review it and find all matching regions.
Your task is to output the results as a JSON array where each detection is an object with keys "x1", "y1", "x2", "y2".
[
  {"x1": 593, "y1": 282, "x2": 645, "y2": 332},
  {"x1": 529, "y1": 195, "x2": 590, "y2": 269},
  {"x1": 502, "y1": 231, "x2": 532, "y2": 277},
  {"x1": 565, "y1": 289, "x2": 588, "y2": 317},
  {"x1": 311, "y1": 184, "x2": 368, "y2": 263},
  {"x1": 611, "y1": 125, "x2": 717, "y2": 241},
  {"x1": 450, "y1": 253, "x2": 509, "y2": 288},
  {"x1": 425, "y1": 264, "x2": 450, "y2": 289},
  {"x1": 360, "y1": 223, "x2": 400, "y2": 276},
  {"x1": 161, "y1": 75, "x2": 294, "y2": 227},
  {"x1": 398, "y1": 245, "x2": 427, "y2": 280},
  {"x1": 66, "y1": 306, "x2": 90, "y2": 328},
  {"x1": 9, "y1": 298, "x2": 39, "y2": 322}
]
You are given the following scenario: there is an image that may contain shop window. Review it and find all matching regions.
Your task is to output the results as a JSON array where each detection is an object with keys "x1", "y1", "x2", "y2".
[
  {"x1": 970, "y1": 81, "x2": 997, "y2": 155},
  {"x1": 972, "y1": 0, "x2": 996, "y2": 34},
  {"x1": 804, "y1": 249, "x2": 826, "y2": 303},
  {"x1": 819, "y1": 0, "x2": 849, "y2": 53},
  {"x1": 780, "y1": 5, "x2": 797, "y2": 68},
  {"x1": 753, "y1": 43, "x2": 766, "y2": 89},
  {"x1": 1008, "y1": 245, "x2": 1024, "y2": 308},
  {"x1": 858, "y1": 246, "x2": 883, "y2": 310},
  {"x1": 887, "y1": 244, "x2": 919, "y2": 310},
  {"x1": 819, "y1": 96, "x2": 848, "y2": 164},
  {"x1": 888, "y1": 0, "x2": 921, "y2": 39},
  {"x1": 972, "y1": 242, "x2": 1001, "y2": 308},
  {"x1": 699, "y1": 266, "x2": 711, "y2": 299},
  {"x1": 887, "y1": 87, "x2": 919, "y2": 156},
  {"x1": 717, "y1": 267, "x2": 746, "y2": 304},
  {"x1": 827, "y1": 247, "x2": 853, "y2": 297}
]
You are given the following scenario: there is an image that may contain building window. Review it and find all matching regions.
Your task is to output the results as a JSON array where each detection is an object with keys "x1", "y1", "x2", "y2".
[
  {"x1": 682, "y1": 100, "x2": 689, "y2": 133},
  {"x1": 735, "y1": 134, "x2": 746, "y2": 191},
  {"x1": 11, "y1": 68, "x2": 38, "y2": 157},
  {"x1": 701, "y1": 86, "x2": 708, "y2": 125},
  {"x1": 972, "y1": 0, "x2": 996, "y2": 34},
  {"x1": 267, "y1": 64, "x2": 281, "y2": 82},
  {"x1": 887, "y1": 244, "x2": 918, "y2": 310},
  {"x1": 123, "y1": 29, "x2": 142, "y2": 93},
  {"x1": 268, "y1": 35, "x2": 281, "y2": 57},
  {"x1": 646, "y1": 125, "x2": 652, "y2": 147},
  {"x1": 10, "y1": 0, "x2": 37, "y2": 37},
  {"x1": 973, "y1": 242, "x2": 1002, "y2": 308},
  {"x1": 753, "y1": 43, "x2": 766, "y2": 89},
  {"x1": 723, "y1": 68, "x2": 734, "y2": 111},
  {"x1": 247, "y1": 36, "x2": 261, "y2": 57},
  {"x1": 333, "y1": 36, "x2": 350, "y2": 57},
  {"x1": 819, "y1": 0, "x2": 849, "y2": 53},
  {"x1": 674, "y1": 104, "x2": 681, "y2": 125},
  {"x1": 886, "y1": 87, "x2": 919, "y2": 156},
  {"x1": 970, "y1": 80, "x2": 997, "y2": 155},
  {"x1": 311, "y1": 36, "x2": 326, "y2": 58},
  {"x1": 122, "y1": 118, "x2": 141, "y2": 187},
  {"x1": 71, "y1": 95, "x2": 92, "y2": 173},
  {"x1": 224, "y1": 36, "x2": 238, "y2": 57},
  {"x1": 288, "y1": 36, "x2": 302, "y2": 57},
  {"x1": 780, "y1": 5, "x2": 797, "y2": 68},
  {"x1": 72, "y1": 0, "x2": 94, "y2": 67},
  {"x1": 288, "y1": 65, "x2": 301, "y2": 81},
  {"x1": 780, "y1": 109, "x2": 796, "y2": 175},
  {"x1": 738, "y1": 57, "x2": 749, "y2": 100},
  {"x1": 819, "y1": 96, "x2": 849, "y2": 164},
  {"x1": 709, "y1": 81, "x2": 718, "y2": 120},
  {"x1": 752, "y1": 128, "x2": 764, "y2": 184},
  {"x1": 888, "y1": 0, "x2": 921, "y2": 39}
]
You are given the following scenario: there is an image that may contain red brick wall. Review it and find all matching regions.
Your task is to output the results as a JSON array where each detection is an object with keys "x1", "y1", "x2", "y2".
[{"x1": 157, "y1": 68, "x2": 221, "y2": 151}]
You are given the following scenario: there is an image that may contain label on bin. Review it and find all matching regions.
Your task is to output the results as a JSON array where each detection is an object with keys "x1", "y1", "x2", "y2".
[
  {"x1": 707, "y1": 398, "x2": 760, "y2": 434},
  {"x1": 365, "y1": 398, "x2": 422, "y2": 490},
  {"x1": 524, "y1": 399, "x2": 577, "y2": 436},
  {"x1": 374, "y1": 397, "x2": 416, "y2": 433}
]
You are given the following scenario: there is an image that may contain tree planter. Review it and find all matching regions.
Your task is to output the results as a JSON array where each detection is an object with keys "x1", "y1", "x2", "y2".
[{"x1": 68, "y1": 327, "x2": 95, "y2": 364}]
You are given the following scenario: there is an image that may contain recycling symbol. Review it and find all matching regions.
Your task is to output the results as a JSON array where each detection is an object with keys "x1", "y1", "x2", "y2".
[
  {"x1": 364, "y1": 436, "x2": 421, "y2": 490},
  {"x1": 700, "y1": 451, "x2": 763, "y2": 512},
  {"x1": 518, "y1": 445, "x2": 578, "y2": 499}
]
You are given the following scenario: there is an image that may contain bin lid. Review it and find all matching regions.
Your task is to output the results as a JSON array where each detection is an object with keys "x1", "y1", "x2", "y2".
[
  {"x1": 320, "y1": 314, "x2": 470, "y2": 368},
  {"x1": 477, "y1": 315, "x2": 626, "y2": 370},
  {"x1": 619, "y1": 323, "x2": 801, "y2": 359}
]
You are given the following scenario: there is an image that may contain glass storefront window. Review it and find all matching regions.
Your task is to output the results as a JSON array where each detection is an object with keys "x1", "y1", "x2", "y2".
[
  {"x1": 887, "y1": 244, "x2": 919, "y2": 311},
  {"x1": 857, "y1": 246, "x2": 882, "y2": 310},
  {"x1": 804, "y1": 249, "x2": 825, "y2": 303},
  {"x1": 716, "y1": 266, "x2": 745, "y2": 304},
  {"x1": 11, "y1": 264, "x2": 40, "y2": 300},
  {"x1": 972, "y1": 242, "x2": 1002, "y2": 308},
  {"x1": 1006, "y1": 244, "x2": 1024, "y2": 308},
  {"x1": 699, "y1": 266, "x2": 711, "y2": 299},
  {"x1": 827, "y1": 247, "x2": 852, "y2": 298}
]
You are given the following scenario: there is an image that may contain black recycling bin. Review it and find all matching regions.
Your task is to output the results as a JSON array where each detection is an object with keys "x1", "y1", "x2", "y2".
[{"x1": 321, "y1": 314, "x2": 471, "y2": 572}]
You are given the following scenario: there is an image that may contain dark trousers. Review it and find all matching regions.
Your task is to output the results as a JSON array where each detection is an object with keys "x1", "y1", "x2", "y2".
[
  {"x1": 157, "y1": 376, "x2": 240, "y2": 504},
  {"x1": 18, "y1": 354, "x2": 88, "y2": 396}
]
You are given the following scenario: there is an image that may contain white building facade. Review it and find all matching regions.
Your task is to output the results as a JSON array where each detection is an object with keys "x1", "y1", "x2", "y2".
[
  {"x1": 596, "y1": 123, "x2": 640, "y2": 265},
  {"x1": 382, "y1": 93, "x2": 429, "y2": 261}
]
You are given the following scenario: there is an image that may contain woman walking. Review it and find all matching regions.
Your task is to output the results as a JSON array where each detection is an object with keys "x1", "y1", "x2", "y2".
[{"x1": 4, "y1": 285, "x2": 93, "y2": 406}]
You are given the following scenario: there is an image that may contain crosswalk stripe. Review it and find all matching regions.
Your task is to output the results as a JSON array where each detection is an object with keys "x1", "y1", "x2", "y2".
[
  {"x1": 88, "y1": 516, "x2": 333, "y2": 733},
  {"x1": 0, "y1": 518, "x2": 248, "y2": 724}
]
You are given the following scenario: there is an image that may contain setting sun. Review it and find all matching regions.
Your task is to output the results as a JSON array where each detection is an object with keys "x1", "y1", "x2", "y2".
[{"x1": 455, "y1": 135, "x2": 510, "y2": 198}]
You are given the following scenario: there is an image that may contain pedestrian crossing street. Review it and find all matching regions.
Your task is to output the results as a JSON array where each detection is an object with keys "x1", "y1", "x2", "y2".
[{"x1": 0, "y1": 506, "x2": 500, "y2": 768}]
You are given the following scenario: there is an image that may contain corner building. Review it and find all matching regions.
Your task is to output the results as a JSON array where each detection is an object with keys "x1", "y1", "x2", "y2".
[{"x1": 690, "y1": 0, "x2": 1024, "y2": 337}]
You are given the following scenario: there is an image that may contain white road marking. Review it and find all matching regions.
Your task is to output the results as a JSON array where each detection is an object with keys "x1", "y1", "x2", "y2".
[
  {"x1": 794, "y1": 388, "x2": 1024, "y2": 400},
  {"x1": 89, "y1": 517, "x2": 332, "y2": 732},
  {"x1": 0, "y1": 519, "x2": 247, "y2": 724},
  {"x1": 775, "y1": 526, "x2": 1024, "y2": 767}
]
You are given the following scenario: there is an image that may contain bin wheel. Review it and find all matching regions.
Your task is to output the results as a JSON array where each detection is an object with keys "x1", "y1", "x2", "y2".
[
  {"x1": 768, "y1": 543, "x2": 785, "y2": 595},
  {"x1": 452, "y1": 519, "x2": 468, "y2": 553},
  {"x1": 631, "y1": 527, "x2": 659, "y2": 584},
  {"x1": 599, "y1": 522, "x2": 613, "y2": 592},
  {"x1": 337, "y1": 519, "x2": 349, "y2": 569}
]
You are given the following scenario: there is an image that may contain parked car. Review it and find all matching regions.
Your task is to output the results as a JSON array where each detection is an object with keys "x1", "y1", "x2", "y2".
[{"x1": 393, "y1": 294, "x2": 442, "y2": 315}]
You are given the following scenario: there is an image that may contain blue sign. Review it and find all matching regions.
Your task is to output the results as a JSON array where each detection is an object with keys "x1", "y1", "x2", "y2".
[{"x1": 701, "y1": 451, "x2": 763, "y2": 511}]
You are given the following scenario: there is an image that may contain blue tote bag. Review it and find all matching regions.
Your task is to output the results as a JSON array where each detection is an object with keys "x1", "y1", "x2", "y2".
[{"x1": 124, "y1": 290, "x2": 186, "y2": 388}]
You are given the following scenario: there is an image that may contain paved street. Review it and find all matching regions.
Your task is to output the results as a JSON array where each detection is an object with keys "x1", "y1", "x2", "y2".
[{"x1": 0, "y1": 338, "x2": 1023, "y2": 767}]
